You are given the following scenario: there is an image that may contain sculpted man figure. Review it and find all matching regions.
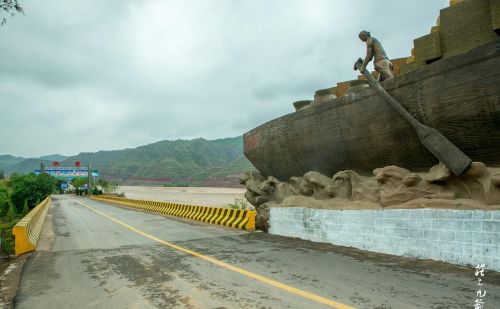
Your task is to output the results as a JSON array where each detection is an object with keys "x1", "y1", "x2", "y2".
[{"x1": 358, "y1": 31, "x2": 394, "y2": 81}]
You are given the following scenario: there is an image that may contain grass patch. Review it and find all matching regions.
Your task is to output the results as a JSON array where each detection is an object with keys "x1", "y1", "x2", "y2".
[
  {"x1": 227, "y1": 198, "x2": 252, "y2": 210},
  {"x1": 0, "y1": 217, "x2": 21, "y2": 255}
]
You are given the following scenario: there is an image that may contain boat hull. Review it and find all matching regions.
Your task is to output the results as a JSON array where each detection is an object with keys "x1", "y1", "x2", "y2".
[{"x1": 243, "y1": 40, "x2": 500, "y2": 180}]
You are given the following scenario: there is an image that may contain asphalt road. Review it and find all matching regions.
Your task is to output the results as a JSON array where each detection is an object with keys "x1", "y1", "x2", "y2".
[{"x1": 15, "y1": 195, "x2": 500, "y2": 308}]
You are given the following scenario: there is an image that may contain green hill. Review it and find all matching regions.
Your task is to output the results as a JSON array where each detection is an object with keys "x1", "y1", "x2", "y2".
[
  {"x1": 38, "y1": 154, "x2": 68, "y2": 162},
  {"x1": 5, "y1": 158, "x2": 53, "y2": 175},
  {"x1": 0, "y1": 155, "x2": 25, "y2": 171},
  {"x1": 2, "y1": 136, "x2": 255, "y2": 186},
  {"x1": 61, "y1": 136, "x2": 254, "y2": 186}
]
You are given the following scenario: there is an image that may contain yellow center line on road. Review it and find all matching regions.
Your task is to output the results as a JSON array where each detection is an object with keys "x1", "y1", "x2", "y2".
[{"x1": 76, "y1": 200, "x2": 356, "y2": 309}]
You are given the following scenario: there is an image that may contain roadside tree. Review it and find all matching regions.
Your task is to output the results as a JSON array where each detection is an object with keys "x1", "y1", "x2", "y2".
[
  {"x1": 1, "y1": 0, "x2": 23, "y2": 25},
  {"x1": 9, "y1": 173, "x2": 57, "y2": 211}
]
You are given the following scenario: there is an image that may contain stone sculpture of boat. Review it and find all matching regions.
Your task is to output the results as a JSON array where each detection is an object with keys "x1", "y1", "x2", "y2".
[{"x1": 243, "y1": 0, "x2": 500, "y2": 180}]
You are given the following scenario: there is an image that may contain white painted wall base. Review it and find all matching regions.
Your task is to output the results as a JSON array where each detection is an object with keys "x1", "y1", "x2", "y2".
[{"x1": 269, "y1": 207, "x2": 500, "y2": 272}]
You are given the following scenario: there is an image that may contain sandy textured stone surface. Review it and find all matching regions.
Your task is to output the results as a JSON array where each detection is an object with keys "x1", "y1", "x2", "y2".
[
  {"x1": 242, "y1": 162, "x2": 500, "y2": 230},
  {"x1": 119, "y1": 186, "x2": 245, "y2": 207}
]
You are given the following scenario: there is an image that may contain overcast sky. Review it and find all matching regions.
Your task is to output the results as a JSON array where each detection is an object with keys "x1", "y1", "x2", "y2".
[{"x1": 0, "y1": 0, "x2": 447, "y2": 157}]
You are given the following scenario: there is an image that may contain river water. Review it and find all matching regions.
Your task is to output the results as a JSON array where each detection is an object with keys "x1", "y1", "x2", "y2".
[{"x1": 118, "y1": 186, "x2": 246, "y2": 207}]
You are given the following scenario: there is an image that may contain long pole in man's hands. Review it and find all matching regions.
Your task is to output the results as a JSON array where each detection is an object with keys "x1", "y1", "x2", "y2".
[{"x1": 353, "y1": 57, "x2": 471, "y2": 176}]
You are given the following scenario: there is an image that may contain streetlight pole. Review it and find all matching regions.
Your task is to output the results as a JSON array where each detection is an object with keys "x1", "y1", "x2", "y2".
[{"x1": 88, "y1": 165, "x2": 92, "y2": 195}]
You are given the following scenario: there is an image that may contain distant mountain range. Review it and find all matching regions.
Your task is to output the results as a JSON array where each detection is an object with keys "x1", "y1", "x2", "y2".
[
  {"x1": 0, "y1": 155, "x2": 25, "y2": 171},
  {"x1": 38, "y1": 154, "x2": 69, "y2": 162},
  {"x1": 0, "y1": 137, "x2": 255, "y2": 187}
]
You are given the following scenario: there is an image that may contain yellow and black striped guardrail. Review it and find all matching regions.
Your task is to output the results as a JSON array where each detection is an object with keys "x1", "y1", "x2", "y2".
[
  {"x1": 12, "y1": 196, "x2": 51, "y2": 255},
  {"x1": 90, "y1": 195, "x2": 256, "y2": 230}
]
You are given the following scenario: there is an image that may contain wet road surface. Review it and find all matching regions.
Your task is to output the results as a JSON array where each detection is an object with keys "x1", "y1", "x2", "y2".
[{"x1": 15, "y1": 195, "x2": 500, "y2": 308}]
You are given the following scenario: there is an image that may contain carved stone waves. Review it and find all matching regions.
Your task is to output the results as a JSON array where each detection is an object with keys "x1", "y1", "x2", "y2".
[{"x1": 241, "y1": 162, "x2": 500, "y2": 231}]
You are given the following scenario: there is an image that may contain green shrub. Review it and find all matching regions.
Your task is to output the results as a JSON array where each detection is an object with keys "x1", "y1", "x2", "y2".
[
  {"x1": 5, "y1": 204, "x2": 17, "y2": 222},
  {"x1": 0, "y1": 187, "x2": 8, "y2": 217},
  {"x1": 22, "y1": 200, "x2": 30, "y2": 216}
]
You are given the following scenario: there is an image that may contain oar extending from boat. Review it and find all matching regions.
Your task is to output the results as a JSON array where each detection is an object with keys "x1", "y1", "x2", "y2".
[{"x1": 353, "y1": 57, "x2": 471, "y2": 176}]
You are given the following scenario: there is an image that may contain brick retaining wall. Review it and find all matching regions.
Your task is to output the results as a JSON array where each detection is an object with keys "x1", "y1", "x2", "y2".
[{"x1": 269, "y1": 208, "x2": 500, "y2": 271}]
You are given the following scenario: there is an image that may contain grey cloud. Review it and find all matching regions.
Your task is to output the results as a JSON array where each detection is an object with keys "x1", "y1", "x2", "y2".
[{"x1": 0, "y1": 0, "x2": 447, "y2": 157}]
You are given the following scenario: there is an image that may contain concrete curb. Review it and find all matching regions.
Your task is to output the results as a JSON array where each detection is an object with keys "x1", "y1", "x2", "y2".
[
  {"x1": 12, "y1": 197, "x2": 51, "y2": 255},
  {"x1": 90, "y1": 196, "x2": 256, "y2": 230}
]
